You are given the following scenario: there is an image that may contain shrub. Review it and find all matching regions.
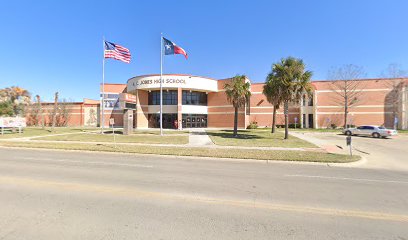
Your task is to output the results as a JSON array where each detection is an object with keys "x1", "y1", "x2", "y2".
[
  {"x1": 288, "y1": 123, "x2": 301, "y2": 128},
  {"x1": 330, "y1": 123, "x2": 337, "y2": 129},
  {"x1": 247, "y1": 121, "x2": 258, "y2": 129}
]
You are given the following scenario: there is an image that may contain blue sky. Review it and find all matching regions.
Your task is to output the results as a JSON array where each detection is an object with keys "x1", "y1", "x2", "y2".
[{"x1": 1, "y1": 0, "x2": 407, "y2": 101}]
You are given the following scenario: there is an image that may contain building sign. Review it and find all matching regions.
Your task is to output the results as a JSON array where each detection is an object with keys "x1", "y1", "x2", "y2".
[
  {"x1": 127, "y1": 75, "x2": 218, "y2": 92},
  {"x1": 119, "y1": 93, "x2": 137, "y2": 109},
  {"x1": 137, "y1": 78, "x2": 186, "y2": 86},
  {"x1": 102, "y1": 93, "x2": 120, "y2": 110},
  {"x1": 119, "y1": 93, "x2": 137, "y2": 103},
  {"x1": 0, "y1": 117, "x2": 27, "y2": 128}
]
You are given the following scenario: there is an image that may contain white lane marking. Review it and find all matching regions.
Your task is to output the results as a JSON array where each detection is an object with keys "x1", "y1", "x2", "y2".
[
  {"x1": 10, "y1": 157, "x2": 153, "y2": 168},
  {"x1": 285, "y1": 174, "x2": 408, "y2": 184}
]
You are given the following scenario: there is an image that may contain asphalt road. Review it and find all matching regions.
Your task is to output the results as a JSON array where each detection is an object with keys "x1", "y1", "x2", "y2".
[{"x1": 0, "y1": 147, "x2": 407, "y2": 239}]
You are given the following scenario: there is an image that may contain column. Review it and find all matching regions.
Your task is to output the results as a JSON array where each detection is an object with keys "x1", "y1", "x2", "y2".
[{"x1": 177, "y1": 87, "x2": 182, "y2": 130}]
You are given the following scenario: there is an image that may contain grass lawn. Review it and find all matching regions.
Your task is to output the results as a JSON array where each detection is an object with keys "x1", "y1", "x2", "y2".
[
  {"x1": 0, "y1": 127, "x2": 99, "y2": 139},
  {"x1": 206, "y1": 129, "x2": 317, "y2": 148},
  {"x1": 133, "y1": 130, "x2": 189, "y2": 135},
  {"x1": 397, "y1": 130, "x2": 408, "y2": 134},
  {"x1": 35, "y1": 131, "x2": 189, "y2": 144},
  {"x1": 0, "y1": 141, "x2": 360, "y2": 163}
]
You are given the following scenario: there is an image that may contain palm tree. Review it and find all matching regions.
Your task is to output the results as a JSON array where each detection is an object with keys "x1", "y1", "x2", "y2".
[
  {"x1": 263, "y1": 68, "x2": 285, "y2": 133},
  {"x1": 224, "y1": 75, "x2": 251, "y2": 137},
  {"x1": 274, "y1": 57, "x2": 312, "y2": 139}
]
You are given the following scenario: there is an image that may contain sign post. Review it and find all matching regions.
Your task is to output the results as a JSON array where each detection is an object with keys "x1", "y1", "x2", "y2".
[
  {"x1": 119, "y1": 93, "x2": 136, "y2": 135},
  {"x1": 110, "y1": 118, "x2": 116, "y2": 148},
  {"x1": 346, "y1": 136, "x2": 352, "y2": 157}
]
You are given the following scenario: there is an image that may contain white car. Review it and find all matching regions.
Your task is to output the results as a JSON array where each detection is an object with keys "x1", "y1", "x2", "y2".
[{"x1": 343, "y1": 125, "x2": 398, "y2": 138}]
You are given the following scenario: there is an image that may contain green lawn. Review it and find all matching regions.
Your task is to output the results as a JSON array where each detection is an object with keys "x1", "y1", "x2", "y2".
[
  {"x1": 35, "y1": 132, "x2": 189, "y2": 144},
  {"x1": 206, "y1": 129, "x2": 317, "y2": 148},
  {"x1": 0, "y1": 127, "x2": 98, "y2": 139},
  {"x1": 133, "y1": 130, "x2": 189, "y2": 135},
  {"x1": 0, "y1": 141, "x2": 359, "y2": 163}
]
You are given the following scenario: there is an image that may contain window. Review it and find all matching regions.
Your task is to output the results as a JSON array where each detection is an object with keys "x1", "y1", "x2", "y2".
[
  {"x1": 182, "y1": 91, "x2": 207, "y2": 105},
  {"x1": 308, "y1": 95, "x2": 313, "y2": 106},
  {"x1": 148, "y1": 90, "x2": 177, "y2": 105}
]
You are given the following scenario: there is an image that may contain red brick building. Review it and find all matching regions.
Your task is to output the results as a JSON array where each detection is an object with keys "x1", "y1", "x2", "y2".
[{"x1": 26, "y1": 74, "x2": 408, "y2": 130}]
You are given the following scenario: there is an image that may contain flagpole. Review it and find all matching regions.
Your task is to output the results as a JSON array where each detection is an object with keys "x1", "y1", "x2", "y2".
[
  {"x1": 160, "y1": 33, "x2": 163, "y2": 136},
  {"x1": 101, "y1": 37, "x2": 105, "y2": 134}
]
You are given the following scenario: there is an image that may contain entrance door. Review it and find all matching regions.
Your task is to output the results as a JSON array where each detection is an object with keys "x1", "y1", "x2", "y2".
[
  {"x1": 182, "y1": 114, "x2": 208, "y2": 128},
  {"x1": 308, "y1": 114, "x2": 314, "y2": 128}
]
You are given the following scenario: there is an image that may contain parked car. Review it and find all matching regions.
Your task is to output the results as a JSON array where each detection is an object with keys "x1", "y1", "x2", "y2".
[{"x1": 343, "y1": 125, "x2": 398, "y2": 138}]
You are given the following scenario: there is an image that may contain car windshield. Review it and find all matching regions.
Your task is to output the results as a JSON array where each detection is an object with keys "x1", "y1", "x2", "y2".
[{"x1": 378, "y1": 126, "x2": 386, "y2": 129}]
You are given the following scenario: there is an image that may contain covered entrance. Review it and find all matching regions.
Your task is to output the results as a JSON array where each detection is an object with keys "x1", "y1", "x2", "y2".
[
  {"x1": 182, "y1": 114, "x2": 207, "y2": 128},
  {"x1": 148, "y1": 114, "x2": 178, "y2": 129}
]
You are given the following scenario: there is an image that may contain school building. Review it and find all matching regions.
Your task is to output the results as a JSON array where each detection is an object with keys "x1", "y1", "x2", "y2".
[{"x1": 26, "y1": 74, "x2": 408, "y2": 130}]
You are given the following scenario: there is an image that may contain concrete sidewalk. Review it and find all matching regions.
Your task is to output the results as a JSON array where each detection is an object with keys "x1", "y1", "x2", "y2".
[
  {"x1": 188, "y1": 129, "x2": 214, "y2": 146},
  {"x1": 290, "y1": 131, "x2": 345, "y2": 154}
]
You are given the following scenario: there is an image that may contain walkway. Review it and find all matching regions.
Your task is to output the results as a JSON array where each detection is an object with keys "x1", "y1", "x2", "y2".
[{"x1": 188, "y1": 129, "x2": 214, "y2": 146}]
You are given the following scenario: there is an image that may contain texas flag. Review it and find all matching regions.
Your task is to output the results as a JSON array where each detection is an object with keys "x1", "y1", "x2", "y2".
[{"x1": 163, "y1": 37, "x2": 188, "y2": 59}]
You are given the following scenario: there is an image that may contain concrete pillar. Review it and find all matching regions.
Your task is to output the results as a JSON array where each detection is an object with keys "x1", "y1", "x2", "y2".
[
  {"x1": 177, "y1": 88, "x2": 182, "y2": 130},
  {"x1": 123, "y1": 109, "x2": 133, "y2": 135},
  {"x1": 313, "y1": 91, "x2": 318, "y2": 128}
]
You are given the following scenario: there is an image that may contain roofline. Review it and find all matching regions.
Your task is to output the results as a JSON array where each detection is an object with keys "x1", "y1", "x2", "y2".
[
  {"x1": 250, "y1": 77, "x2": 408, "y2": 85},
  {"x1": 311, "y1": 77, "x2": 408, "y2": 83},
  {"x1": 99, "y1": 83, "x2": 127, "y2": 86},
  {"x1": 127, "y1": 74, "x2": 220, "y2": 83}
]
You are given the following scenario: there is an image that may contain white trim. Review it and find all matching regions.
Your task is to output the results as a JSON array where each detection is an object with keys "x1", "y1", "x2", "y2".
[
  {"x1": 250, "y1": 112, "x2": 299, "y2": 115},
  {"x1": 207, "y1": 105, "x2": 233, "y2": 108},
  {"x1": 317, "y1": 112, "x2": 394, "y2": 115},
  {"x1": 251, "y1": 92, "x2": 263, "y2": 94},
  {"x1": 317, "y1": 105, "x2": 393, "y2": 109},
  {"x1": 316, "y1": 88, "x2": 392, "y2": 93},
  {"x1": 207, "y1": 111, "x2": 245, "y2": 114}
]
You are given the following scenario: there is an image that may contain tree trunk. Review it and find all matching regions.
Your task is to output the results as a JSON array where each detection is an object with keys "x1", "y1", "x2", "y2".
[
  {"x1": 271, "y1": 106, "x2": 277, "y2": 133},
  {"x1": 233, "y1": 106, "x2": 238, "y2": 137},
  {"x1": 284, "y1": 101, "x2": 289, "y2": 139},
  {"x1": 52, "y1": 92, "x2": 58, "y2": 132},
  {"x1": 344, "y1": 100, "x2": 348, "y2": 129}
]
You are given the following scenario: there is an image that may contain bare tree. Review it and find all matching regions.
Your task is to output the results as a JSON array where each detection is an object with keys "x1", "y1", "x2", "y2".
[
  {"x1": 51, "y1": 92, "x2": 59, "y2": 132},
  {"x1": 328, "y1": 64, "x2": 366, "y2": 128},
  {"x1": 35, "y1": 95, "x2": 45, "y2": 129},
  {"x1": 56, "y1": 99, "x2": 72, "y2": 127},
  {"x1": 381, "y1": 63, "x2": 407, "y2": 129}
]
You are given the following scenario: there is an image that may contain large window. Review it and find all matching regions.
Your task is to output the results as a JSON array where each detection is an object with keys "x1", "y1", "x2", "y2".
[
  {"x1": 182, "y1": 91, "x2": 207, "y2": 105},
  {"x1": 148, "y1": 90, "x2": 177, "y2": 105}
]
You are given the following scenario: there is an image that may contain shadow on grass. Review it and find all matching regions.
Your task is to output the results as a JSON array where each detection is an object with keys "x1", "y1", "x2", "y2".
[
  {"x1": 206, "y1": 130, "x2": 262, "y2": 140},
  {"x1": 102, "y1": 130, "x2": 124, "y2": 135}
]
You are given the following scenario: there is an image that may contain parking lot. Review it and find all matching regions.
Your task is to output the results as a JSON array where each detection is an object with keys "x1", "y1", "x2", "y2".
[{"x1": 300, "y1": 132, "x2": 408, "y2": 171}]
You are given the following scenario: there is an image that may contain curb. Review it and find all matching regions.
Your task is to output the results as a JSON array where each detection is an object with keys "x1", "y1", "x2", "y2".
[{"x1": 0, "y1": 145, "x2": 362, "y2": 167}]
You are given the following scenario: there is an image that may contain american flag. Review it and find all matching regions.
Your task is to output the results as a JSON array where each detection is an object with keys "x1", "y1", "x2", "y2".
[{"x1": 104, "y1": 41, "x2": 131, "y2": 63}]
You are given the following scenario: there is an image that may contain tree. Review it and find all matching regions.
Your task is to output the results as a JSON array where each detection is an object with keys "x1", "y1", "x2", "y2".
[
  {"x1": 274, "y1": 57, "x2": 312, "y2": 139},
  {"x1": 0, "y1": 86, "x2": 31, "y2": 116},
  {"x1": 328, "y1": 64, "x2": 366, "y2": 128},
  {"x1": 381, "y1": 63, "x2": 407, "y2": 129},
  {"x1": 36, "y1": 95, "x2": 45, "y2": 129},
  {"x1": 224, "y1": 75, "x2": 251, "y2": 137},
  {"x1": 0, "y1": 101, "x2": 14, "y2": 116},
  {"x1": 263, "y1": 66, "x2": 285, "y2": 133},
  {"x1": 51, "y1": 92, "x2": 59, "y2": 132}
]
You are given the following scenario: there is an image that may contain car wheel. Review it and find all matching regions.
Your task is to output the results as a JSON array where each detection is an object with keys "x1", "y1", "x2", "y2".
[
  {"x1": 372, "y1": 132, "x2": 380, "y2": 138},
  {"x1": 345, "y1": 131, "x2": 352, "y2": 136}
]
